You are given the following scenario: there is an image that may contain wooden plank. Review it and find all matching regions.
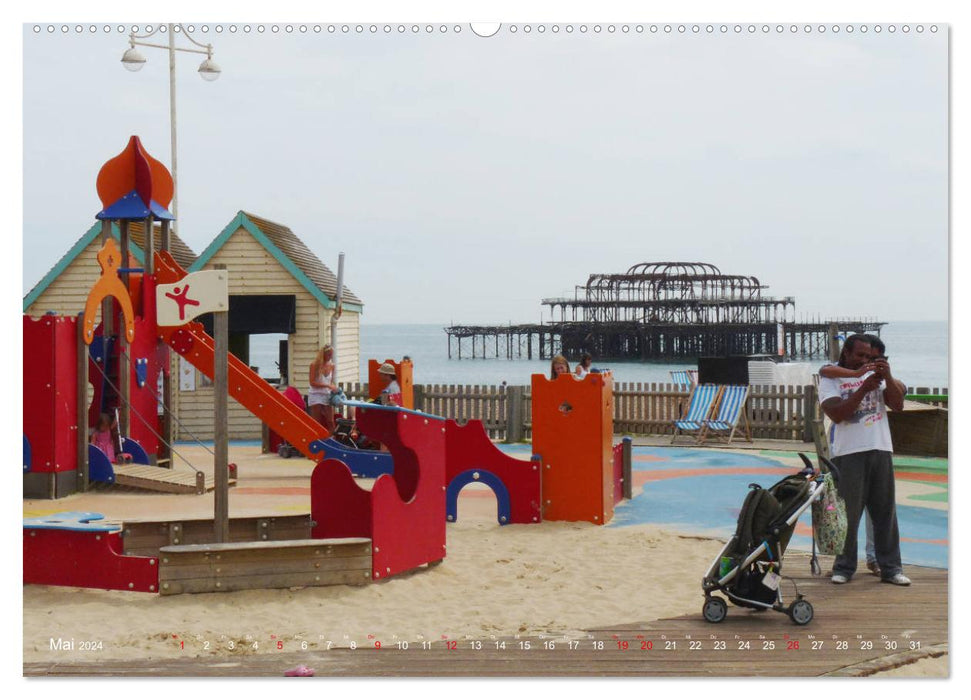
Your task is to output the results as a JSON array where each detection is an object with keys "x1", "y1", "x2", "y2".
[
  {"x1": 160, "y1": 555, "x2": 373, "y2": 582},
  {"x1": 159, "y1": 552, "x2": 372, "y2": 588},
  {"x1": 121, "y1": 515, "x2": 315, "y2": 555},
  {"x1": 159, "y1": 538, "x2": 374, "y2": 594},
  {"x1": 160, "y1": 568, "x2": 372, "y2": 595},
  {"x1": 160, "y1": 537, "x2": 371, "y2": 555}
]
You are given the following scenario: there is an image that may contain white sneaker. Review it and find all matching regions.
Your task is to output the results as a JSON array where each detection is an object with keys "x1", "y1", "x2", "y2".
[
  {"x1": 882, "y1": 573, "x2": 911, "y2": 586},
  {"x1": 831, "y1": 573, "x2": 849, "y2": 584}
]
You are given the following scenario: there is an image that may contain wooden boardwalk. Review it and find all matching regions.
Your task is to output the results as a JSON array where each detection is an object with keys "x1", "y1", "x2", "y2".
[{"x1": 23, "y1": 555, "x2": 946, "y2": 678}]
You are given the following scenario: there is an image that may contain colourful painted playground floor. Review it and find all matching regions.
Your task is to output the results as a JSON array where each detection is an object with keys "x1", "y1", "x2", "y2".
[
  {"x1": 605, "y1": 447, "x2": 948, "y2": 570},
  {"x1": 497, "y1": 443, "x2": 948, "y2": 569}
]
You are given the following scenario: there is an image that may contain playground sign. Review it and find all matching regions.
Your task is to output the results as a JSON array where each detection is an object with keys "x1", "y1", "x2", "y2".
[{"x1": 156, "y1": 270, "x2": 229, "y2": 326}]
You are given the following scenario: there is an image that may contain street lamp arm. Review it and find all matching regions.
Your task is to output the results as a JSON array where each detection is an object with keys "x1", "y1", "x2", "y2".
[
  {"x1": 129, "y1": 40, "x2": 210, "y2": 57},
  {"x1": 129, "y1": 39, "x2": 212, "y2": 55}
]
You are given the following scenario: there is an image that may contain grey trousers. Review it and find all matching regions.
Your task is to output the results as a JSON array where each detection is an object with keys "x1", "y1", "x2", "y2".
[{"x1": 832, "y1": 450, "x2": 903, "y2": 579}]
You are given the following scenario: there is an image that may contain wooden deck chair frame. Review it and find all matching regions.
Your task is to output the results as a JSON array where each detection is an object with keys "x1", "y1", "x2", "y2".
[
  {"x1": 699, "y1": 385, "x2": 752, "y2": 444},
  {"x1": 671, "y1": 384, "x2": 722, "y2": 444},
  {"x1": 669, "y1": 369, "x2": 700, "y2": 388}
]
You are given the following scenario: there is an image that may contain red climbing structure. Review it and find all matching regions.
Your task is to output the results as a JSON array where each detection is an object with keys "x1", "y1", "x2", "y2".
[
  {"x1": 444, "y1": 419, "x2": 542, "y2": 524},
  {"x1": 311, "y1": 405, "x2": 447, "y2": 579}
]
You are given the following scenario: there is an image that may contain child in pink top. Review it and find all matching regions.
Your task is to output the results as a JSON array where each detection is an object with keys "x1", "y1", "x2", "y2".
[{"x1": 90, "y1": 413, "x2": 117, "y2": 462}]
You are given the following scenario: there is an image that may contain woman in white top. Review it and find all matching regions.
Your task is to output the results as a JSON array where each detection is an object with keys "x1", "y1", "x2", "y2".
[
  {"x1": 308, "y1": 345, "x2": 338, "y2": 432},
  {"x1": 574, "y1": 353, "x2": 593, "y2": 379}
]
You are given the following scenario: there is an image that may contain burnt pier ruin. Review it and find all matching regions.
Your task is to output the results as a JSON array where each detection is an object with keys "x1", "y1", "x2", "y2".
[{"x1": 445, "y1": 262, "x2": 883, "y2": 361}]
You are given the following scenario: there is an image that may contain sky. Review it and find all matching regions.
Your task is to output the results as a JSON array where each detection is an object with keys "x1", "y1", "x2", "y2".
[
  {"x1": 18, "y1": 12, "x2": 950, "y2": 326},
  {"x1": 7, "y1": 2, "x2": 967, "y2": 693}
]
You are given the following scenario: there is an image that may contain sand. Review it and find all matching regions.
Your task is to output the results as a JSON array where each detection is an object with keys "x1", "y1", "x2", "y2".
[
  {"x1": 23, "y1": 444, "x2": 725, "y2": 665},
  {"x1": 24, "y1": 518, "x2": 720, "y2": 663},
  {"x1": 22, "y1": 444, "x2": 947, "y2": 679}
]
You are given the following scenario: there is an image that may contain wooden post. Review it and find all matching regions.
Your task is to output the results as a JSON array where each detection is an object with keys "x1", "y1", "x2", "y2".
[
  {"x1": 802, "y1": 384, "x2": 815, "y2": 443},
  {"x1": 77, "y1": 312, "x2": 89, "y2": 492},
  {"x1": 413, "y1": 385, "x2": 425, "y2": 413},
  {"x1": 213, "y1": 264, "x2": 229, "y2": 542},
  {"x1": 117, "y1": 329, "x2": 130, "y2": 441},
  {"x1": 144, "y1": 216, "x2": 155, "y2": 275},
  {"x1": 160, "y1": 218, "x2": 171, "y2": 252},
  {"x1": 158, "y1": 218, "x2": 174, "y2": 463},
  {"x1": 505, "y1": 385, "x2": 524, "y2": 443},
  {"x1": 828, "y1": 322, "x2": 840, "y2": 363},
  {"x1": 115, "y1": 220, "x2": 131, "y2": 438}
]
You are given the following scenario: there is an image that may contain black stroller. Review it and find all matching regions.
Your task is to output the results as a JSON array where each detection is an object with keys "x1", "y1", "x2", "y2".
[{"x1": 701, "y1": 453, "x2": 839, "y2": 625}]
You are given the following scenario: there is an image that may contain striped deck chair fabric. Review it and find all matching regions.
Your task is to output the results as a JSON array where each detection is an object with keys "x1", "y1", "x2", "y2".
[
  {"x1": 700, "y1": 385, "x2": 752, "y2": 444},
  {"x1": 670, "y1": 369, "x2": 700, "y2": 387},
  {"x1": 670, "y1": 370, "x2": 693, "y2": 386},
  {"x1": 671, "y1": 384, "x2": 722, "y2": 443}
]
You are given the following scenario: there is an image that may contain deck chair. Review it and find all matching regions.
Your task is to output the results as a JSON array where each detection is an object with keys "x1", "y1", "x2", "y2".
[
  {"x1": 671, "y1": 384, "x2": 722, "y2": 444},
  {"x1": 670, "y1": 370, "x2": 694, "y2": 386},
  {"x1": 699, "y1": 385, "x2": 752, "y2": 444}
]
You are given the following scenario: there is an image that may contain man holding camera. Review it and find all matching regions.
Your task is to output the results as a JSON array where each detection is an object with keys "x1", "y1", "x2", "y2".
[{"x1": 818, "y1": 333, "x2": 910, "y2": 586}]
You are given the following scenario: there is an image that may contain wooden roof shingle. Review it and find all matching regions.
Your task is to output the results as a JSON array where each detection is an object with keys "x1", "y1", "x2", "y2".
[{"x1": 190, "y1": 211, "x2": 362, "y2": 311}]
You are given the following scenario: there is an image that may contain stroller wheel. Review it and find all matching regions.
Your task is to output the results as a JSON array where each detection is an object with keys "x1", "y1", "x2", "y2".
[
  {"x1": 788, "y1": 599, "x2": 814, "y2": 625},
  {"x1": 702, "y1": 596, "x2": 728, "y2": 623}
]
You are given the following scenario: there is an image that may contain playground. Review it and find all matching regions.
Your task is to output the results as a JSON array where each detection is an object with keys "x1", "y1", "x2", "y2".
[
  {"x1": 21, "y1": 440, "x2": 714, "y2": 660},
  {"x1": 23, "y1": 439, "x2": 948, "y2": 677},
  {"x1": 21, "y1": 137, "x2": 947, "y2": 678}
]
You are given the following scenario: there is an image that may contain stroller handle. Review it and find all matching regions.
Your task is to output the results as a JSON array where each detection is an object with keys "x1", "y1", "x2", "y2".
[
  {"x1": 819, "y1": 455, "x2": 841, "y2": 487},
  {"x1": 798, "y1": 452, "x2": 841, "y2": 487}
]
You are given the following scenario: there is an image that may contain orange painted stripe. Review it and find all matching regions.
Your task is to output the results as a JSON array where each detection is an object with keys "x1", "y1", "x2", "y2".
[
  {"x1": 632, "y1": 455, "x2": 667, "y2": 463},
  {"x1": 896, "y1": 471, "x2": 948, "y2": 483}
]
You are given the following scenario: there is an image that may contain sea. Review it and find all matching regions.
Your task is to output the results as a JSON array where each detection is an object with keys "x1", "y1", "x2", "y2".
[{"x1": 249, "y1": 320, "x2": 949, "y2": 391}]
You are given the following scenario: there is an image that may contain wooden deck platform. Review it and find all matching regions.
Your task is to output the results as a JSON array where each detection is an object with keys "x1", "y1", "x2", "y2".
[
  {"x1": 23, "y1": 555, "x2": 946, "y2": 678},
  {"x1": 110, "y1": 464, "x2": 237, "y2": 494}
]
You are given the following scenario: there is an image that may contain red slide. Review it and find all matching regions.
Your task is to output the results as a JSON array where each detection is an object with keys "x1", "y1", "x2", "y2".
[{"x1": 154, "y1": 251, "x2": 328, "y2": 459}]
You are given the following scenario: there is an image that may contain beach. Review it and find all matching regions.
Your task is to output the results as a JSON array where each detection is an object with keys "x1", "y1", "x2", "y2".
[
  {"x1": 23, "y1": 443, "x2": 724, "y2": 664},
  {"x1": 22, "y1": 443, "x2": 947, "y2": 677}
]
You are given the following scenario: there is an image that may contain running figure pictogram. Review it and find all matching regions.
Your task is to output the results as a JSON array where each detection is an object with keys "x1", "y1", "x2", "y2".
[{"x1": 164, "y1": 285, "x2": 201, "y2": 321}]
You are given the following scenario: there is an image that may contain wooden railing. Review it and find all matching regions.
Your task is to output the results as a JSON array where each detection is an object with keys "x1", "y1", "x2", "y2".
[{"x1": 337, "y1": 381, "x2": 850, "y2": 443}]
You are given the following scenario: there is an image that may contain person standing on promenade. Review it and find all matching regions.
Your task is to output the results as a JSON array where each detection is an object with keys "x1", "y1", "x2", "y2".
[
  {"x1": 819, "y1": 334, "x2": 910, "y2": 586},
  {"x1": 819, "y1": 349, "x2": 880, "y2": 575}
]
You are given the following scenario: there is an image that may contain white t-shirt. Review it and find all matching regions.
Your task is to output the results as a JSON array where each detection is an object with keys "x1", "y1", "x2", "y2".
[{"x1": 817, "y1": 372, "x2": 893, "y2": 456}]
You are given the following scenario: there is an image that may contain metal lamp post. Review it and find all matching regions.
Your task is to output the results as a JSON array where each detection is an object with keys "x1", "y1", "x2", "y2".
[{"x1": 121, "y1": 23, "x2": 220, "y2": 226}]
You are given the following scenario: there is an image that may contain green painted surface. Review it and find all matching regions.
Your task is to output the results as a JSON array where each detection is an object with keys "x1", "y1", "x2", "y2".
[
  {"x1": 894, "y1": 457, "x2": 948, "y2": 473},
  {"x1": 757, "y1": 450, "x2": 948, "y2": 476},
  {"x1": 909, "y1": 491, "x2": 949, "y2": 504}
]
